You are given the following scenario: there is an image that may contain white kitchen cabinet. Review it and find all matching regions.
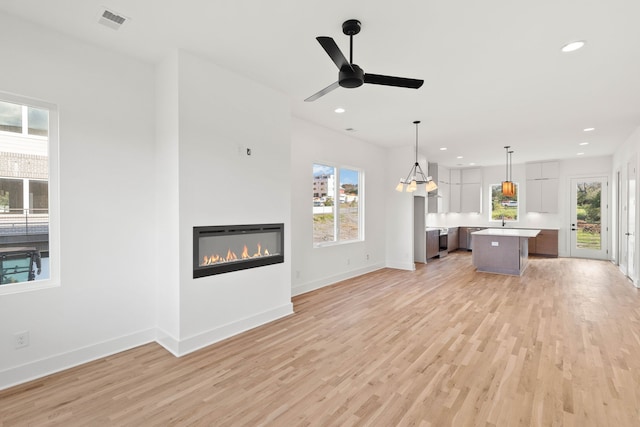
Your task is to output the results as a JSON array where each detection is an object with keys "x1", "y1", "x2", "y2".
[
  {"x1": 438, "y1": 168, "x2": 482, "y2": 212},
  {"x1": 450, "y1": 169, "x2": 461, "y2": 184},
  {"x1": 461, "y1": 168, "x2": 482, "y2": 213},
  {"x1": 462, "y1": 167, "x2": 481, "y2": 184},
  {"x1": 526, "y1": 161, "x2": 559, "y2": 213},
  {"x1": 526, "y1": 161, "x2": 559, "y2": 180},
  {"x1": 450, "y1": 182, "x2": 461, "y2": 212},
  {"x1": 437, "y1": 181, "x2": 450, "y2": 213},
  {"x1": 448, "y1": 167, "x2": 481, "y2": 213},
  {"x1": 461, "y1": 182, "x2": 482, "y2": 212},
  {"x1": 428, "y1": 163, "x2": 450, "y2": 213}
]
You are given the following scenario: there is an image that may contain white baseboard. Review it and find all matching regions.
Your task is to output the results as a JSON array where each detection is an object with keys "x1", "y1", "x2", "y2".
[
  {"x1": 170, "y1": 303, "x2": 294, "y2": 356},
  {"x1": 384, "y1": 260, "x2": 416, "y2": 271},
  {"x1": 0, "y1": 328, "x2": 156, "y2": 391},
  {"x1": 1, "y1": 302, "x2": 295, "y2": 391},
  {"x1": 292, "y1": 263, "x2": 385, "y2": 297}
]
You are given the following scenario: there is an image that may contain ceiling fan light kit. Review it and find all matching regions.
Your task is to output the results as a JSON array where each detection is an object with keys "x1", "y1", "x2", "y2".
[
  {"x1": 305, "y1": 19, "x2": 424, "y2": 102},
  {"x1": 396, "y1": 121, "x2": 438, "y2": 193}
]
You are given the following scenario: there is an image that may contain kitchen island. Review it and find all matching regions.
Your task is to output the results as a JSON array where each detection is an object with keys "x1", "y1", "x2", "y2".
[{"x1": 471, "y1": 228, "x2": 540, "y2": 275}]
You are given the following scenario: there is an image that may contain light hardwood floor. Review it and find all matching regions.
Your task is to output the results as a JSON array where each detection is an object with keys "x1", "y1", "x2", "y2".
[{"x1": 2, "y1": 252, "x2": 640, "y2": 426}]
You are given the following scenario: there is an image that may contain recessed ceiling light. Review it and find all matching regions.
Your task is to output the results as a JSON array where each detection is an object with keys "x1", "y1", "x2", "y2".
[
  {"x1": 561, "y1": 40, "x2": 586, "y2": 53},
  {"x1": 579, "y1": 142, "x2": 589, "y2": 146},
  {"x1": 577, "y1": 152, "x2": 585, "y2": 156},
  {"x1": 469, "y1": 162, "x2": 476, "y2": 166},
  {"x1": 583, "y1": 127, "x2": 595, "y2": 132},
  {"x1": 456, "y1": 156, "x2": 463, "y2": 159},
  {"x1": 334, "y1": 107, "x2": 345, "y2": 113},
  {"x1": 440, "y1": 147, "x2": 447, "y2": 151}
]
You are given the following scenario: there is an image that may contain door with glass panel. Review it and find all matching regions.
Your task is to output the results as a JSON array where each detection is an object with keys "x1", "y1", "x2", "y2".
[{"x1": 570, "y1": 177, "x2": 608, "y2": 259}]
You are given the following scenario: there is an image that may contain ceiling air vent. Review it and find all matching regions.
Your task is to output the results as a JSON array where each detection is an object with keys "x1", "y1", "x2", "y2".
[{"x1": 98, "y1": 8, "x2": 128, "y2": 30}]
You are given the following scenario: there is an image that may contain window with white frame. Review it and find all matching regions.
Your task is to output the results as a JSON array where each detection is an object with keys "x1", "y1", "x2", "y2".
[
  {"x1": 490, "y1": 183, "x2": 519, "y2": 222},
  {"x1": 0, "y1": 94, "x2": 58, "y2": 291},
  {"x1": 313, "y1": 163, "x2": 362, "y2": 245}
]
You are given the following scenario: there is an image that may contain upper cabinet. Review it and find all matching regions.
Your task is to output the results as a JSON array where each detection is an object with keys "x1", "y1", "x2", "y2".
[
  {"x1": 525, "y1": 161, "x2": 559, "y2": 180},
  {"x1": 449, "y1": 169, "x2": 461, "y2": 213},
  {"x1": 428, "y1": 165, "x2": 481, "y2": 213},
  {"x1": 526, "y1": 161, "x2": 559, "y2": 213},
  {"x1": 460, "y1": 168, "x2": 482, "y2": 213},
  {"x1": 428, "y1": 163, "x2": 450, "y2": 213}
]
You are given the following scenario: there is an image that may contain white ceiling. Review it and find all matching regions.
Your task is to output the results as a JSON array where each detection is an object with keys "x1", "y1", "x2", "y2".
[{"x1": 2, "y1": 0, "x2": 640, "y2": 167}]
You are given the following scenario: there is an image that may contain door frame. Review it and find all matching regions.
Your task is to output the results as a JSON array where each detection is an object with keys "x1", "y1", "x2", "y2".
[
  {"x1": 626, "y1": 157, "x2": 637, "y2": 284},
  {"x1": 569, "y1": 176, "x2": 609, "y2": 260}
]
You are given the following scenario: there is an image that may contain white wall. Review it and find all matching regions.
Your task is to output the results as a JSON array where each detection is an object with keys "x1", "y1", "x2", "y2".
[
  {"x1": 174, "y1": 51, "x2": 293, "y2": 354},
  {"x1": 290, "y1": 118, "x2": 388, "y2": 295},
  {"x1": 612, "y1": 126, "x2": 640, "y2": 285},
  {"x1": 0, "y1": 14, "x2": 157, "y2": 388},
  {"x1": 155, "y1": 51, "x2": 181, "y2": 346},
  {"x1": 385, "y1": 145, "x2": 419, "y2": 270},
  {"x1": 426, "y1": 156, "x2": 613, "y2": 257}
]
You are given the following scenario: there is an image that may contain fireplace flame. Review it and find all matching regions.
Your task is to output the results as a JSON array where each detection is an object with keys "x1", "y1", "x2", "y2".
[{"x1": 200, "y1": 242, "x2": 276, "y2": 266}]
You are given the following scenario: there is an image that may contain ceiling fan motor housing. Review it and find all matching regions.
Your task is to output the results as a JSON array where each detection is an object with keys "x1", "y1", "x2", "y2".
[{"x1": 339, "y1": 64, "x2": 364, "y2": 88}]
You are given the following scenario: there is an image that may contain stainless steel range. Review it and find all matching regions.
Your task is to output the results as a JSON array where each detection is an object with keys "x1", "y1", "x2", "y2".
[{"x1": 438, "y1": 227, "x2": 448, "y2": 258}]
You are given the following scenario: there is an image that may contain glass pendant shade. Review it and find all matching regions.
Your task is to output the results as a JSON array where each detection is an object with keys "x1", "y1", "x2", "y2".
[
  {"x1": 501, "y1": 146, "x2": 515, "y2": 196},
  {"x1": 502, "y1": 181, "x2": 515, "y2": 197},
  {"x1": 396, "y1": 121, "x2": 438, "y2": 193}
]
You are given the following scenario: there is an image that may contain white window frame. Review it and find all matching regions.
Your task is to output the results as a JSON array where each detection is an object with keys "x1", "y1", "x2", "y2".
[
  {"x1": 0, "y1": 91, "x2": 60, "y2": 295},
  {"x1": 313, "y1": 163, "x2": 364, "y2": 247}
]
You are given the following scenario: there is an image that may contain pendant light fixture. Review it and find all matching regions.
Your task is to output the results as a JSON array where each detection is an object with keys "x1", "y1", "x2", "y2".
[
  {"x1": 395, "y1": 121, "x2": 438, "y2": 193},
  {"x1": 501, "y1": 146, "x2": 515, "y2": 197}
]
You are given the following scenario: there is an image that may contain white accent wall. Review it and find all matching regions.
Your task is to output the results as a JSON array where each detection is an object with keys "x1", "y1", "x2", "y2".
[{"x1": 172, "y1": 51, "x2": 293, "y2": 354}]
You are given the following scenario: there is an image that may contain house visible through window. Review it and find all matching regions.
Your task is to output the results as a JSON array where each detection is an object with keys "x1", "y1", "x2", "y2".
[
  {"x1": 313, "y1": 164, "x2": 362, "y2": 245},
  {"x1": 491, "y1": 183, "x2": 519, "y2": 222},
  {"x1": 0, "y1": 96, "x2": 54, "y2": 288}
]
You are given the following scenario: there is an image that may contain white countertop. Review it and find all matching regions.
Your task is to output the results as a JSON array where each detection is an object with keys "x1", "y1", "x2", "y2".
[{"x1": 471, "y1": 228, "x2": 540, "y2": 238}]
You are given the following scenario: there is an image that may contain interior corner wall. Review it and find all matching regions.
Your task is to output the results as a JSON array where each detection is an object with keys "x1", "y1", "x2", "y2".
[
  {"x1": 290, "y1": 118, "x2": 388, "y2": 296},
  {"x1": 155, "y1": 51, "x2": 181, "y2": 350},
  {"x1": 0, "y1": 13, "x2": 157, "y2": 389},
  {"x1": 386, "y1": 145, "x2": 417, "y2": 270},
  {"x1": 174, "y1": 51, "x2": 293, "y2": 354}
]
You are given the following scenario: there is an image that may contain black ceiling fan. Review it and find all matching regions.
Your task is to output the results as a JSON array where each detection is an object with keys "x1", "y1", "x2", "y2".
[{"x1": 305, "y1": 19, "x2": 424, "y2": 102}]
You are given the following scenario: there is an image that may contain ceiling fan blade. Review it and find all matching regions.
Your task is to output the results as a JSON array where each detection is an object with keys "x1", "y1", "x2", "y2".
[
  {"x1": 304, "y1": 81, "x2": 340, "y2": 102},
  {"x1": 316, "y1": 37, "x2": 354, "y2": 72},
  {"x1": 364, "y1": 73, "x2": 424, "y2": 89}
]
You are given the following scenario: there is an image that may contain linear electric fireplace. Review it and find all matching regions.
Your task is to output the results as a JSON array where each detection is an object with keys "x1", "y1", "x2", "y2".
[{"x1": 193, "y1": 223, "x2": 284, "y2": 278}]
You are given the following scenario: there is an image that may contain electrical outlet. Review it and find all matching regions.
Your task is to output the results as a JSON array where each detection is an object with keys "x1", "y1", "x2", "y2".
[
  {"x1": 14, "y1": 331, "x2": 29, "y2": 349},
  {"x1": 366, "y1": 254, "x2": 370, "y2": 261}
]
